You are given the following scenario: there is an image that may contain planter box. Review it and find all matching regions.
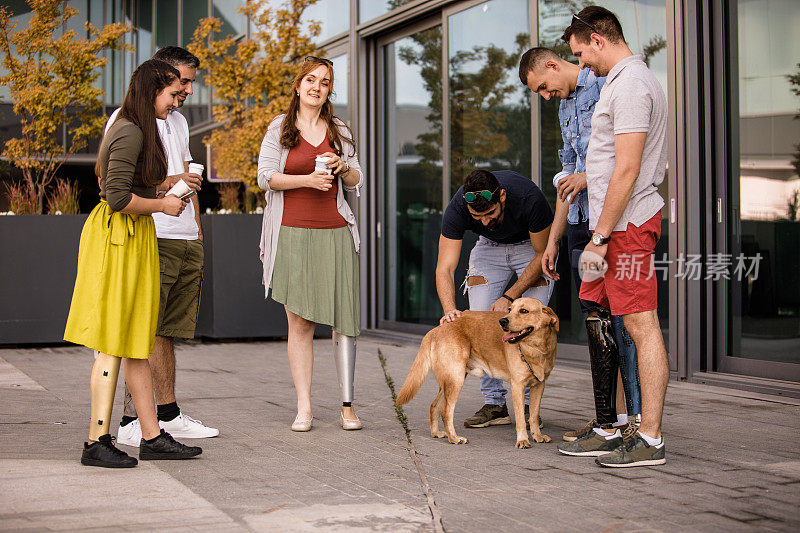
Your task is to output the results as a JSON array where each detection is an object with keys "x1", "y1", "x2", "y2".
[
  {"x1": 0, "y1": 213, "x2": 327, "y2": 346},
  {"x1": 0, "y1": 214, "x2": 87, "y2": 344},
  {"x1": 196, "y1": 214, "x2": 330, "y2": 339}
]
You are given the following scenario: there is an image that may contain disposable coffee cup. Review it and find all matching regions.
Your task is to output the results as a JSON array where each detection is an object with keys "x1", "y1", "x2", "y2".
[
  {"x1": 166, "y1": 179, "x2": 192, "y2": 198},
  {"x1": 314, "y1": 156, "x2": 332, "y2": 175},
  {"x1": 188, "y1": 162, "x2": 204, "y2": 177}
]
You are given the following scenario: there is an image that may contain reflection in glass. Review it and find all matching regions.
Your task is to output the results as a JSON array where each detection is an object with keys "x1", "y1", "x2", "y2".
[
  {"x1": 359, "y1": 0, "x2": 412, "y2": 23},
  {"x1": 448, "y1": 0, "x2": 531, "y2": 196},
  {"x1": 383, "y1": 26, "x2": 443, "y2": 323},
  {"x1": 302, "y1": 0, "x2": 349, "y2": 43},
  {"x1": 331, "y1": 54, "x2": 348, "y2": 121},
  {"x1": 538, "y1": 0, "x2": 668, "y2": 345},
  {"x1": 730, "y1": 0, "x2": 800, "y2": 365}
]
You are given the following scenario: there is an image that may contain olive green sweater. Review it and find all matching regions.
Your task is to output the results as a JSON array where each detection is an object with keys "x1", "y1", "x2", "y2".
[{"x1": 97, "y1": 117, "x2": 157, "y2": 212}]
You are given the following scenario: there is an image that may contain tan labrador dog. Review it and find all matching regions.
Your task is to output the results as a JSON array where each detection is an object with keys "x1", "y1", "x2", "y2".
[{"x1": 396, "y1": 297, "x2": 558, "y2": 448}]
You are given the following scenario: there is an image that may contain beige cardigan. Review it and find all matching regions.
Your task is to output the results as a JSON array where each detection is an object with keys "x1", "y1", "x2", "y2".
[{"x1": 256, "y1": 114, "x2": 364, "y2": 296}]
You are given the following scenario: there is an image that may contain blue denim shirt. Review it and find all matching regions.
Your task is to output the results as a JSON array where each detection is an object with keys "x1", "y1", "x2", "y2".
[{"x1": 554, "y1": 68, "x2": 605, "y2": 224}]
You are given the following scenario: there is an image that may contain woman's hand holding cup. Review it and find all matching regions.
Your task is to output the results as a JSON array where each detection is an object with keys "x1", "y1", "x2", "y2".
[
  {"x1": 318, "y1": 151, "x2": 344, "y2": 174},
  {"x1": 161, "y1": 194, "x2": 188, "y2": 216},
  {"x1": 307, "y1": 170, "x2": 334, "y2": 191}
]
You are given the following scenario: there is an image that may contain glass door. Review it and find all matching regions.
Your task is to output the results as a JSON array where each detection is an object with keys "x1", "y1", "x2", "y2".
[
  {"x1": 379, "y1": 22, "x2": 444, "y2": 328},
  {"x1": 718, "y1": 0, "x2": 800, "y2": 380}
]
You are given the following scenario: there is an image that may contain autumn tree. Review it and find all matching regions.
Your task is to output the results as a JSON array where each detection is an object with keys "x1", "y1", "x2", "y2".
[
  {"x1": 0, "y1": 0, "x2": 131, "y2": 213},
  {"x1": 187, "y1": 0, "x2": 321, "y2": 193}
]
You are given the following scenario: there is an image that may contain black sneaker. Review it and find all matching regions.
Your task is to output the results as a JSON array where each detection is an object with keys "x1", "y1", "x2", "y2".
[
  {"x1": 139, "y1": 429, "x2": 202, "y2": 460},
  {"x1": 81, "y1": 434, "x2": 138, "y2": 468},
  {"x1": 463, "y1": 403, "x2": 511, "y2": 428}
]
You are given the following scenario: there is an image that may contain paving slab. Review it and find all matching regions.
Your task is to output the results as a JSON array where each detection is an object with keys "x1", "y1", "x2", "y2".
[{"x1": 0, "y1": 334, "x2": 798, "y2": 532}]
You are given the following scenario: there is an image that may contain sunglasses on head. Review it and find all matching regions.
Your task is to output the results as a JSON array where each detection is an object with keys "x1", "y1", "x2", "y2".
[
  {"x1": 571, "y1": 14, "x2": 601, "y2": 36},
  {"x1": 305, "y1": 55, "x2": 333, "y2": 67},
  {"x1": 463, "y1": 189, "x2": 498, "y2": 204}
]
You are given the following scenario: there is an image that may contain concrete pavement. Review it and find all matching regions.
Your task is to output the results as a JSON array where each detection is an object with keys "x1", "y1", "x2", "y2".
[{"x1": 1, "y1": 333, "x2": 798, "y2": 532}]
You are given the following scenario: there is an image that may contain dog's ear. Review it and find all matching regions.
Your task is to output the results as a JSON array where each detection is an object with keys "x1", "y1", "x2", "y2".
[{"x1": 543, "y1": 306, "x2": 559, "y2": 332}]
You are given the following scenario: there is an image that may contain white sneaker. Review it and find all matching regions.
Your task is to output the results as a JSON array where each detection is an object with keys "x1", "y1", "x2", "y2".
[
  {"x1": 117, "y1": 419, "x2": 142, "y2": 447},
  {"x1": 159, "y1": 412, "x2": 219, "y2": 439}
]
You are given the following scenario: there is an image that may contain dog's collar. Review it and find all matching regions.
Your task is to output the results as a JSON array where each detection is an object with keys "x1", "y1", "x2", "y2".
[{"x1": 517, "y1": 344, "x2": 540, "y2": 381}]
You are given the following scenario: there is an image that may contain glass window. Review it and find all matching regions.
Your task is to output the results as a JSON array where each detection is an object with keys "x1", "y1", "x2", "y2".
[
  {"x1": 448, "y1": 0, "x2": 531, "y2": 196},
  {"x1": 155, "y1": 1, "x2": 178, "y2": 49},
  {"x1": 136, "y1": 0, "x2": 153, "y2": 65},
  {"x1": 213, "y1": 0, "x2": 247, "y2": 37},
  {"x1": 182, "y1": 0, "x2": 208, "y2": 47},
  {"x1": 330, "y1": 54, "x2": 348, "y2": 121},
  {"x1": 301, "y1": 0, "x2": 349, "y2": 43},
  {"x1": 537, "y1": 0, "x2": 669, "y2": 344},
  {"x1": 728, "y1": 0, "x2": 800, "y2": 365},
  {"x1": 181, "y1": 0, "x2": 210, "y2": 124},
  {"x1": 382, "y1": 26, "x2": 443, "y2": 324},
  {"x1": 359, "y1": 0, "x2": 412, "y2": 23}
]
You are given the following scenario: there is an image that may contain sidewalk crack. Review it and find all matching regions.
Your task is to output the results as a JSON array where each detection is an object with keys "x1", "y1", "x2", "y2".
[{"x1": 378, "y1": 348, "x2": 446, "y2": 533}]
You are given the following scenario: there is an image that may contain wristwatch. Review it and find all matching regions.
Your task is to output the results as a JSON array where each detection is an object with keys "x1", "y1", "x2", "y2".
[{"x1": 591, "y1": 232, "x2": 610, "y2": 246}]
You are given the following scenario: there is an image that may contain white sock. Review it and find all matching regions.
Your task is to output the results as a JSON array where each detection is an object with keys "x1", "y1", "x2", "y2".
[
  {"x1": 613, "y1": 414, "x2": 628, "y2": 427},
  {"x1": 593, "y1": 427, "x2": 619, "y2": 438},
  {"x1": 637, "y1": 430, "x2": 663, "y2": 447}
]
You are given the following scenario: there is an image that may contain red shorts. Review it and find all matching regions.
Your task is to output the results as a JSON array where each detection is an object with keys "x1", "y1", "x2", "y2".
[{"x1": 579, "y1": 212, "x2": 662, "y2": 316}]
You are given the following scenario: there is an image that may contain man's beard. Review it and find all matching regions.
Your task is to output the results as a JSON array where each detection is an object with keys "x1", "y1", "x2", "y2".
[{"x1": 485, "y1": 204, "x2": 504, "y2": 229}]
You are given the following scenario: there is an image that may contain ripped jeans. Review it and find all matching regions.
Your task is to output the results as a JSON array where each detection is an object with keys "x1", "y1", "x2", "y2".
[{"x1": 464, "y1": 236, "x2": 555, "y2": 406}]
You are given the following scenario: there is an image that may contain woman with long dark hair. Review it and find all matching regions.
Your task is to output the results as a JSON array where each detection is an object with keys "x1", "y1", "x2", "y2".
[
  {"x1": 65, "y1": 59, "x2": 202, "y2": 467},
  {"x1": 257, "y1": 57, "x2": 364, "y2": 432}
]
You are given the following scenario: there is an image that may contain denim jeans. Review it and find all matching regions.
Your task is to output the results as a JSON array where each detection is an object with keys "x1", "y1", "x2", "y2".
[
  {"x1": 464, "y1": 236, "x2": 555, "y2": 406},
  {"x1": 569, "y1": 220, "x2": 641, "y2": 416}
]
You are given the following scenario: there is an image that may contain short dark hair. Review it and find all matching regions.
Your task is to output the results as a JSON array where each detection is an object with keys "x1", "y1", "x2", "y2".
[
  {"x1": 152, "y1": 46, "x2": 200, "y2": 69},
  {"x1": 518, "y1": 47, "x2": 561, "y2": 86},
  {"x1": 463, "y1": 170, "x2": 501, "y2": 211},
  {"x1": 561, "y1": 6, "x2": 625, "y2": 45}
]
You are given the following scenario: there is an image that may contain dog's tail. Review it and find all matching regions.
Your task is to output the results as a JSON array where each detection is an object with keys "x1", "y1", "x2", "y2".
[{"x1": 395, "y1": 332, "x2": 433, "y2": 406}]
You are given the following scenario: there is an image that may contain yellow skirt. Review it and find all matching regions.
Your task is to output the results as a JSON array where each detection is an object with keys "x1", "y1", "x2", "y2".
[{"x1": 64, "y1": 200, "x2": 159, "y2": 358}]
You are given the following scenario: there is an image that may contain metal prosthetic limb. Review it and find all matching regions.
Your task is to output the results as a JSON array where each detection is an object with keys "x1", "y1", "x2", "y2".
[
  {"x1": 332, "y1": 331, "x2": 356, "y2": 404},
  {"x1": 611, "y1": 315, "x2": 641, "y2": 417},
  {"x1": 89, "y1": 351, "x2": 122, "y2": 441},
  {"x1": 585, "y1": 314, "x2": 619, "y2": 426}
]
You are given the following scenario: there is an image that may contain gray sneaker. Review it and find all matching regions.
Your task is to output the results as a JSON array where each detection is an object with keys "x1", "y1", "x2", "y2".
[
  {"x1": 463, "y1": 404, "x2": 510, "y2": 428},
  {"x1": 596, "y1": 433, "x2": 665, "y2": 468},
  {"x1": 557, "y1": 426, "x2": 622, "y2": 456}
]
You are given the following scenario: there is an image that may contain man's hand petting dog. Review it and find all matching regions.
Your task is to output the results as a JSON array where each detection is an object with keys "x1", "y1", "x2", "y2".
[
  {"x1": 439, "y1": 309, "x2": 462, "y2": 324},
  {"x1": 397, "y1": 298, "x2": 558, "y2": 448}
]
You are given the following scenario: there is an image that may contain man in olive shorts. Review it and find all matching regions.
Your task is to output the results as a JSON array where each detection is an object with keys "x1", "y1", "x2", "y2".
[{"x1": 109, "y1": 47, "x2": 219, "y2": 446}]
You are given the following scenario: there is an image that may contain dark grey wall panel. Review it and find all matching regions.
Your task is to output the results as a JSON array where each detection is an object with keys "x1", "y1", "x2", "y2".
[{"x1": 0, "y1": 215, "x2": 87, "y2": 344}]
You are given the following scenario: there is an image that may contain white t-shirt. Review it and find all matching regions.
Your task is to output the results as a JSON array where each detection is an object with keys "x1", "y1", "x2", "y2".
[{"x1": 105, "y1": 109, "x2": 198, "y2": 240}]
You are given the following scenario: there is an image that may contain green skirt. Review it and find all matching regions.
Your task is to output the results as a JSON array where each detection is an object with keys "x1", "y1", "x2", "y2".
[
  {"x1": 271, "y1": 225, "x2": 360, "y2": 337},
  {"x1": 64, "y1": 200, "x2": 159, "y2": 358}
]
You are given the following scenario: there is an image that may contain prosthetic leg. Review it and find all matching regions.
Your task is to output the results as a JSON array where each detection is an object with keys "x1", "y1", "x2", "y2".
[
  {"x1": 332, "y1": 331, "x2": 356, "y2": 404},
  {"x1": 81, "y1": 351, "x2": 138, "y2": 467},
  {"x1": 89, "y1": 351, "x2": 122, "y2": 441},
  {"x1": 585, "y1": 313, "x2": 619, "y2": 426},
  {"x1": 611, "y1": 316, "x2": 641, "y2": 419},
  {"x1": 332, "y1": 331, "x2": 361, "y2": 429}
]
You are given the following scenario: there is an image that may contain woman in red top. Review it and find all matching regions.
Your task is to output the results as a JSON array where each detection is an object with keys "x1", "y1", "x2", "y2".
[{"x1": 257, "y1": 57, "x2": 364, "y2": 432}]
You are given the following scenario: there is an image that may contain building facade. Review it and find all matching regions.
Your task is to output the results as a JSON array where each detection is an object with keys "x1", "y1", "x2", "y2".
[{"x1": 2, "y1": 0, "x2": 799, "y2": 395}]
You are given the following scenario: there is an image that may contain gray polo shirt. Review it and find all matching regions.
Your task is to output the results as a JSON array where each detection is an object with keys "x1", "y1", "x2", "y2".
[{"x1": 585, "y1": 54, "x2": 667, "y2": 232}]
